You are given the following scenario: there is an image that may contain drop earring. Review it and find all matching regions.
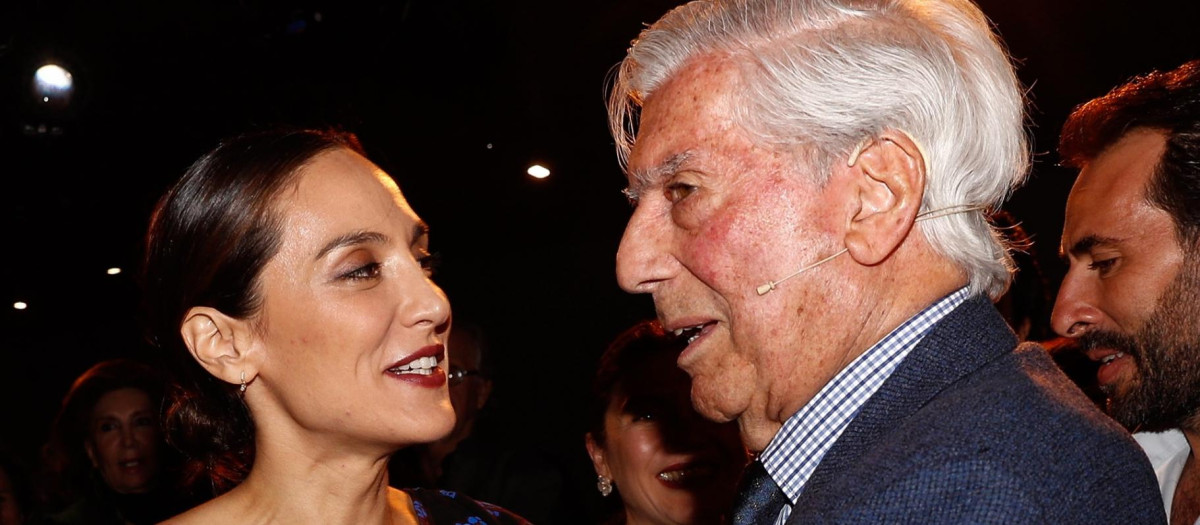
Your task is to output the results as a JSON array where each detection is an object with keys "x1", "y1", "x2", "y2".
[
  {"x1": 596, "y1": 475, "x2": 613, "y2": 497},
  {"x1": 240, "y1": 371, "x2": 247, "y2": 393}
]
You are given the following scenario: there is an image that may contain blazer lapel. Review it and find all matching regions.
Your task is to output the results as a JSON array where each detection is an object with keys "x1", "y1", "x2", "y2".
[{"x1": 794, "y1": 294, "x2": 1017, "y2": 504}]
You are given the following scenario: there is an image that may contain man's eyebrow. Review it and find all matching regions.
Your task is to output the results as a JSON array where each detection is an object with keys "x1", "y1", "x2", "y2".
[
  {"x1": 315, "y1": 230, "x2": 389, "y2": 260},
  {"x1": 628, "y1": 151, "x2": 694, "y2": 193},
  {"x1": 1063, "y1": 234, "x2": 1123, "y2": 258}
]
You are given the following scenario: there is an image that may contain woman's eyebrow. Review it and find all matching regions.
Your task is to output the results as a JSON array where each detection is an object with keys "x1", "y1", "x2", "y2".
[{"x1": 315, "y1": 230, "x2": 389, "y2": 260}]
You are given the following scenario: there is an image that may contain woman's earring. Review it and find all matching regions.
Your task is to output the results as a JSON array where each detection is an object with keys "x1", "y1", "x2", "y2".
[
  {"x1": 596, "y1": 475, "x2": 613, "y2": 497},
  {"x1": 240, "y1": 371, "x2": 247, "y2": 393}
]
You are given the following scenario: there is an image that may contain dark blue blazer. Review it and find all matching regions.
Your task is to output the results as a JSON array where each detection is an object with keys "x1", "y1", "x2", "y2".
[{"x1": 786, "y1": 295, "x2": 1166, "y2": 524}]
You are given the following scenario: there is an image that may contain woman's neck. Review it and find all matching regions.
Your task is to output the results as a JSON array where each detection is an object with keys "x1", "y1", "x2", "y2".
[{"x1": 215, "y1": 423, "x2": 415, "y2": 524}]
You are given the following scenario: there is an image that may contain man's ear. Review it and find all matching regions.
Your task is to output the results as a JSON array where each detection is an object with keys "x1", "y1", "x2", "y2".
[
  {"x1": 180, "y1": 306, "x2": 259, "y2": 388},
  {"x1": 585, "y1": 433, "x2": 612, "y2": 479},
  {"x1": 843, "y1": 130, "x2": 926, "y2": 265}
]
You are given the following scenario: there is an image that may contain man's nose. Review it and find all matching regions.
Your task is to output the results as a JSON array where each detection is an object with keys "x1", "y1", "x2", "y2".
[
  {"x1": 1051, "y1": 270, "x2": 1101, "y2": 337},
  {"x1": 616, "y1": 204, "x2": 677, "y2": 294}
]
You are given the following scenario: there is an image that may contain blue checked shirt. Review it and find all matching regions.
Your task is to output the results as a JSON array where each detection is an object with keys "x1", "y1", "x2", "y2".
[{"x1": 759, "y1": 288, "x2": 970, "y2": 525}]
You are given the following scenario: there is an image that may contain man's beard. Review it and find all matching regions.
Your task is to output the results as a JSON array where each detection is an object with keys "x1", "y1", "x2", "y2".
[{"x1": 1077, "y1": 256, "x2": 1200, "y2": 433}]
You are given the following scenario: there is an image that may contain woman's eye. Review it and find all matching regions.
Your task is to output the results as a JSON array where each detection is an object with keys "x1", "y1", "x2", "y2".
[
  {"x1": 633, "y1": 412, "x2": 656, "y2": 422},
  {"x1": 134, "y1": 416, "x2": 156, "y2": 427},
  {"x1": 98, "y1": 421, "x2": 118, "y2": 433},
  {"x1": 342, "y1": 262, "x2": 382, "y2": 281},
  {"x1": 664, "y1": 182, "x2": 697, "y2": 203},
  {"x1": 416, "y1": 250, "x2": 441, "y2": 276}
]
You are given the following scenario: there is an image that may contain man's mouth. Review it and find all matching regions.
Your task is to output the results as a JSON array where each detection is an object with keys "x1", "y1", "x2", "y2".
[
  {"x1": 1100, "y1": 352, "x2": 1125, "y2": 365},
  {"x1": 672, "y1": 321, "x2": 716, "y2": 346}
]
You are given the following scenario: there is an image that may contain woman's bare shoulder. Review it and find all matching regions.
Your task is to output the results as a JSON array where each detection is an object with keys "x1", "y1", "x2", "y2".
[{"x1": 158, "y1": 493, "x2": 240, "y2": 524}]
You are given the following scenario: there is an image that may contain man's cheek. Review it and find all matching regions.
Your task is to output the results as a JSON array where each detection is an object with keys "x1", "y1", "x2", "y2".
[{"x1": 688, "y1": 219, "x2": 751, "y2": 286}]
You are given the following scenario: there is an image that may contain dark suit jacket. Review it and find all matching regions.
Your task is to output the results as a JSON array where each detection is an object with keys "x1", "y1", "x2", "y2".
[{"x1": 785, "y1": 295, "x2": 1165, "y2": 524}]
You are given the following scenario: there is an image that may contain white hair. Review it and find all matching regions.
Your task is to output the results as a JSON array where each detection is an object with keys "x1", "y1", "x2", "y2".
[{"x1": 608, "y1": 0, "x2": 1030, "y2": 299}]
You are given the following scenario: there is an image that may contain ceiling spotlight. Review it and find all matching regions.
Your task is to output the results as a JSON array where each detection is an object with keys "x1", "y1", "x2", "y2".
[
  {"x1": 13, "y1": 301, "x2": 28, "y2": 310},
  {"x1": 34, "y1": 64, "x2": 74, "y2": 105},
  {"x1": 527, "y1": 164, "x2": 551, "y2": 179},
  {"x1": 107, "y1": 267, "x2": 122, "y2": 275}
]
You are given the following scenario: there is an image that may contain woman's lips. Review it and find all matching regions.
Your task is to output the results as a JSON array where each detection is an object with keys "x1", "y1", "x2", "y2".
[
  {"x1": 656, "y1": 461, "x2": 716, "y2": 489},
  {"x1": 385, "y1": 344, "x2": 446, "y2": 388}
]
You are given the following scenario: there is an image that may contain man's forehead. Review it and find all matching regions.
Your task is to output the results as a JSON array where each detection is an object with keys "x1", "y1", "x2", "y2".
[
  {"x1": 626, "y1": 56, "x2": 743, "y2": 178},
  {"x1": 1070, "y1": 129, "x2": 1166, "y2": 201},
  {"x1": 1062, "y1": 129, "x2": 1172, "y2": 254}
]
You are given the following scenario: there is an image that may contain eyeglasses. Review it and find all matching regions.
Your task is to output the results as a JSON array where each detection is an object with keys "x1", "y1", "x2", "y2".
[{"x1": 448, "y1": 366, "x2": 483, "y2": 386}]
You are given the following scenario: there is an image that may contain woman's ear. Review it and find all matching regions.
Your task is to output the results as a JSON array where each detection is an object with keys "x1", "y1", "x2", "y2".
[
  {"x1": 585, "y1": 433, "x2": 612, "y2": 479},
  {"x1": 84, "y1": 441, "x2": 98, "y2": 469},
  {"x1": 843, "y1": 129, "x2": 926, "y2": 265},
  {"x1": 180, "y1": 306, "x2": 259, "y2": 388}
]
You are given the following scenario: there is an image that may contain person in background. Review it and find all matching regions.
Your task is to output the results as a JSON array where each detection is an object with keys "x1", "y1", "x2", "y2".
[
  {"x1": 1053, "y1": 59, "x2": 1200, "y2": 525},
  {"x1": 141, "y1": 128, "x2": 528, "y2": 524},
  {"x1": 0, "y1": 448, "x2": 31, "y2": 525},
  {"x1": 585, "y1": 321, "x2": 745, "y2": 525},
  {"x1": 606, "y1": 0, "x2": 1164, "y2": 522},
  {"x1": 36, "y1": 359, "x2": 188, "y2": 525}
]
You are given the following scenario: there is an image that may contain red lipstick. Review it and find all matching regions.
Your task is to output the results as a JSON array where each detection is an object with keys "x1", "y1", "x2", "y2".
[{"x1": 384, "y1": 344, "x2": 446, "y2": 388}]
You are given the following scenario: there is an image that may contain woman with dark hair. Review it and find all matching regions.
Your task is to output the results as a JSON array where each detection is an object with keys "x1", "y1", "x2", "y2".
[
  {"x1": 141, "y1": 128, "x2": 527, "y2": 524},
  {"x1": 585, "y1": 321, "x2": 746, "y2": 525},
  {"x1": 37, "y1": 359, "x2": 188, "y2": 525}
]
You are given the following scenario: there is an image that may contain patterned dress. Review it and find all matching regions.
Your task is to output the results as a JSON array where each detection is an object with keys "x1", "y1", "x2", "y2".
[{"x1": 405, "y1": 488, "x2": 533, "y2": 525}]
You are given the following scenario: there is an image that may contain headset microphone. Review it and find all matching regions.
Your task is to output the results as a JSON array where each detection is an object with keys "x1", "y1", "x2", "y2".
[
  {"x1": 754, "y1": 204, "x2": 987, "y2": 296},
  {"x1": 755, "y1": 249, "x2": 847, "y2": 296}
]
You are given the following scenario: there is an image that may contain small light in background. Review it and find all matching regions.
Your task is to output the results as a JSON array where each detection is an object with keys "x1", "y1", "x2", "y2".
[
  {"x1": 13, "y1": 302, "x2": 27, "y2": 310},
  {"x1": 527, "y1": 164, "x2": 551, "y2": 179},
  {"x1": 107, "y1": 267, "x2": 122, "y2": 275},
  {"x1": 34, "y1": 64, "x2": 74, "y2": 105}
]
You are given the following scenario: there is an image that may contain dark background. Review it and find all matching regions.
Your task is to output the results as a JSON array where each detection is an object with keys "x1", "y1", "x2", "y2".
[{"x1": 2, "y1": 0, "x2": 1198, "y2": 514}]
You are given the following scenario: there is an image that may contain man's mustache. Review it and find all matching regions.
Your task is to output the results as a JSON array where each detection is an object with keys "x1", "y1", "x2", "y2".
[{"x1": 1076, "y1": 330, "x2": 1142, "y2": 358}]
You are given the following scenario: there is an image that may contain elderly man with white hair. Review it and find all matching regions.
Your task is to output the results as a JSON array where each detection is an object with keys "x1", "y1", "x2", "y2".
[{"x1": 607, "y1": 0, "x2": 1164, "y2": 523}]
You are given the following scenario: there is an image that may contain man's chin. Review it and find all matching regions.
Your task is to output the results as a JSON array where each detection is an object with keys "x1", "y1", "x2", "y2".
[{"x1": 1109, "y1": 389, "x2": 1185, "y2": 433}]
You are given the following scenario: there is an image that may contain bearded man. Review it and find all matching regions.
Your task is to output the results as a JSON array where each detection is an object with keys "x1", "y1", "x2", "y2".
[{"x1": 1054, "y1": 59, "x2": 1200, "y2": 525}]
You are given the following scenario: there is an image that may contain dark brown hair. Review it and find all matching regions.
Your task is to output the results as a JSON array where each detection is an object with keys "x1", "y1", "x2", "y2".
[
  {"x1": 1060, "y1": 60, "x2": 1200, "y2": 244},
  {"x1": 586, "y1": 320, "x2": 684, "y2": 446},
  {"x1": 140, "y1": 127, "x2": 363, "y2": 496}
]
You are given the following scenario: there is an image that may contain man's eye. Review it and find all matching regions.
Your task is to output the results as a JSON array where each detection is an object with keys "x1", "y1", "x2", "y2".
[
  {"x1": 664, "y1": 182, "x2": 697, "y2": 203},
  {"x1": 1088, "y1": 258, "x2": 1118, "y2": 274}
]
